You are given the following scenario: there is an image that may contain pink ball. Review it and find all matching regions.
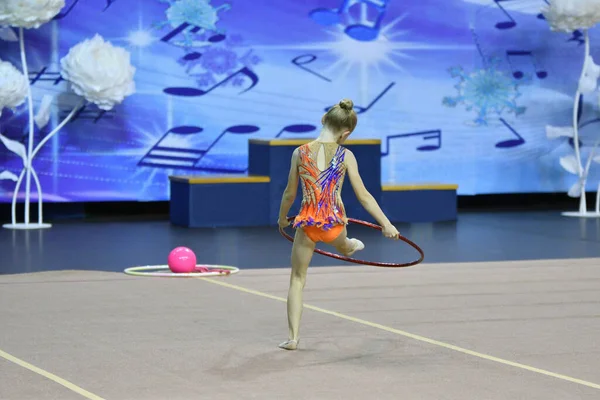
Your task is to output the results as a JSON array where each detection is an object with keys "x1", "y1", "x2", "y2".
[{"x1": 168, "y1": 247, "x2": 197, "y2": 273}]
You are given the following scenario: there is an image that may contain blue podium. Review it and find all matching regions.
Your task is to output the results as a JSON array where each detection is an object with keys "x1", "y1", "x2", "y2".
[
  {"x1": 169, "y1": 175, "x2": 270, "y2": 227},
  {"x1": 381, "y1": 183, "x2": 458, "y2": 223}
]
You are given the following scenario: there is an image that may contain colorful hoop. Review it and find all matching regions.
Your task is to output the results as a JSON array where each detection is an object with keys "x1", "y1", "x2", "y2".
[
  {"x1": 280, "y1": 217, "x2": 425, "y2": 268},
  {"x1": 124, "y1": 264, "x2": 240, "y2": 278}
]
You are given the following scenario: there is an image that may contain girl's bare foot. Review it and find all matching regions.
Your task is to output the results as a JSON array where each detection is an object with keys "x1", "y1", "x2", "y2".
[
  {"x1": 345, "y1": 238, "x2": 364, "y2": 256},
  {"x1": 278, "y1": 339, "x2": 299, "y2": 350}
]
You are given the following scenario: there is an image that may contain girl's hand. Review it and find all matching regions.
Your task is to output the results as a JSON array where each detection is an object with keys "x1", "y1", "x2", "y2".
[
  {"x1": 278, "y1": 217, "x2": 291, "y2": 229},
  {"x1": 382, "y1": 223, "x2": 399, "y2": 240}
]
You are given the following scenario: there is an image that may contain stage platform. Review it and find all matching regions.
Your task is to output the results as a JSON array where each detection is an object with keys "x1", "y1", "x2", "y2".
[{"x1": 170, "y1": 139, "x2": 458, "y2": 227}]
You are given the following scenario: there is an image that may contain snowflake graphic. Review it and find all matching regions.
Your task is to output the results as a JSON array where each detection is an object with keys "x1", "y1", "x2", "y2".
[
  {"x1": 178, "y1": 33, "x2": 262, "y2": 90},
  {"x1": 153, "y1": 0, "x2": 261, "y2": 91},
  {"x1": 155, "y1": 0, "x2": 230, "y2": 47},
  {"x1": 201, "y1": 47, "x2": 238, "y2": 74},
  {"x1": 195, "y1": 72, "x2": 216, "y2": 87},
  {"x1": 443, "y1": 59, "x2": 528, "y2": 126}
]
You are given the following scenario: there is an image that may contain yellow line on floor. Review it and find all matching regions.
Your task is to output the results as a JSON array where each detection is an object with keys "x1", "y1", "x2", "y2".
[
  {"x1": 0, "y1": 348, "x2": 105, "y2": 400},
  {"x1": 201, "y1": 277, "x2": 600, "y2": 390}
]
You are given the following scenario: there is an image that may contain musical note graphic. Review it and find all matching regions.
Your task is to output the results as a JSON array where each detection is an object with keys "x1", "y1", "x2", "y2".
[
  {"x1": 291, "y1": 55, "x2": 331, "y2": 82},
  {"x1": 309, "y1": 0, "x2": 389, "y2": 41},
  {"x1": 495, "y1": 118, "x2": 524, "y2": 148},
  {"x1": 60, "y1": 105, "x2": 115, "y2": 124},
  {"x1": 469, "y1": 27, "x2": 488, "y2": 67},
  {"x1": 104, "y1": 0, "x2": 119, "y2": 11},
  {"x1": 138, "y1": 126, "x2": 203, "y2": 169},
  {"x1": 175, "y1": 34, "x2": 226, "y2": 73},
  {"x1": 537, "y1": 0, "x2": 549, "y2": 20},
  {"x1": 161, "y1": 23, "x2": 226, "y2": 47},
  {"x1": 568, "y1": 30, "x2": 585, "y2": 46},
  {"x1": 53, "y1": 0, "x2": 117, "y2": 19},
  {"x1": 275, "y1": 124, "x2": 317, "y2": 138},
  {"x1": 53, "y1": 0, "x2": 80, "y2": 20},
  {"x1": 506, "y1": 50, "x2": 547, "y2": 79},
  {"x1": 311, "y1": 0, "x2": 356, "y2": 26},
  {"x1": 345, "y1": 0, "x2": 389, "y2": 42},
  {"x1": 571, "y1": 114, "x2": 598, "y2": 148},
  {"x1": 161, "y1": 23, "x2": 200, "y2": 44},
  {"x1": 138, "y1": 125, "x2": 259, "y2": 170},
  {"x1": 569, "y1": 138, "x2": 583, "y2": 149},
  {"x1": 181, "y1": 52, "x2": 202, "y2": 62},
  {"x1": 325, "y1": 82, "x2": 394, "y2": 114},
  {"x1": 381, "y1": 130, "x2": 442, "y2": 156},
  {"x1": 493, "y1": 0, "x2": 517, "y2": 30},
  {"x1": 29, "y1": 67, "x2": 64, "y2": 86},
  {"x1": 178, "y1": 52, "x2": 203, "y2": 74},
  {"x1": 163, "y1": 66, "x2": 259, "y2": 97}
]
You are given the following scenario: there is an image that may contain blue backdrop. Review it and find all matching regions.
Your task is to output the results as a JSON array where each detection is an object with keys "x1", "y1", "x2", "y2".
[{"x1": 0, "y1": 0, "x2": 599, "y2": 202}]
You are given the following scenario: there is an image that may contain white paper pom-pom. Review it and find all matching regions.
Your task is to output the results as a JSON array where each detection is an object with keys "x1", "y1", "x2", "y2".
[
  {"x1": 0, "y1": 0, "x2": 65, "y2": 29},
  {"x1": 0, "y1": 59, "x2": 28, "y2": 117},
  {"x1": 60, "y1": 34, "x2": 136, "y2": 111},
  {"x1": 542, "y1": 0, "x2": 600, "y2": 32}
]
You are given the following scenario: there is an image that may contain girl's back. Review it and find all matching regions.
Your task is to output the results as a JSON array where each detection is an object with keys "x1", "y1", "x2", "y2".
[{"x1": 293, "y1": 141, "x2": 347, "y2": 230}]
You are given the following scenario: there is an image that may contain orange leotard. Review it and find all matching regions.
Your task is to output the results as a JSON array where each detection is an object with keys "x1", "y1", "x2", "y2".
[{"x1": 293, "y1": 141, "x2": 347, "y2": 243}]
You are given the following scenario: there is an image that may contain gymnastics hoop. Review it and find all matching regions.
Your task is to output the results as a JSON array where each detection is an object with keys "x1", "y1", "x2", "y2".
[
  {"x1": 123, "y1": 264, "x2": 239, "y2": 278},
  {"x1": 279, "y1": 216, "x2": 425, "y2": 268}
]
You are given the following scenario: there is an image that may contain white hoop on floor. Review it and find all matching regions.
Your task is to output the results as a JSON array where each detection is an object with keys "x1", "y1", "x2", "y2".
[{"x1": 123, "y1": 264, "x2": 239, "y2": 278}]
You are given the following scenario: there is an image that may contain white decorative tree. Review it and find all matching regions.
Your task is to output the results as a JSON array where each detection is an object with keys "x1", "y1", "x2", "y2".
[
  {"x1": 543, "y1": 0, "x2": 600, "y2": 217},
  {"x1": 0, "y1": 0, "x2": 136, "y2": 229},
  {"x1": 558, "y1": 142, "x2": 600, "y2": 215}
]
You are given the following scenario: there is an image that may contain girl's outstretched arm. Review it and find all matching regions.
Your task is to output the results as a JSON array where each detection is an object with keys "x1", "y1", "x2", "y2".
[
  {"x1": 345, "y1": 150, "x2": 399, "y2": 238},
  {"x1": 278, "y1": 148, "x2": 299, "y2": 227}
]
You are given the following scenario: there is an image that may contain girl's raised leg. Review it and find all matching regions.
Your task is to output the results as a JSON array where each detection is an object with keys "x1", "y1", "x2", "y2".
[{"x1": 328, "y1": 226, "x2": 364, "y2": 256}]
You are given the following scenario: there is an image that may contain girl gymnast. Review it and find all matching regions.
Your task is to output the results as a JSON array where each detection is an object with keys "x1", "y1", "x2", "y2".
[{"x1": 277, "y1": 98, "x2": 400, "y2": 350}]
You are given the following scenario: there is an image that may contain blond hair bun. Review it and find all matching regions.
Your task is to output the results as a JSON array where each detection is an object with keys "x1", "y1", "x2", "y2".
[
  {"x1": 322, "y1": 98, "x2": 358, "y2": 133},
  {"x1": 339, "y1": 99, "x2": 354, "y2": 111}
]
